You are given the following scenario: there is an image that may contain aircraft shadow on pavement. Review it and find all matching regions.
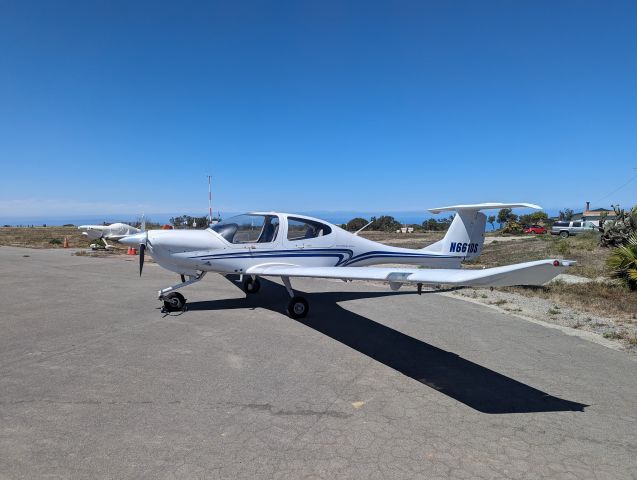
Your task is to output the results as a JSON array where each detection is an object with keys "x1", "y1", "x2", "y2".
[{"x1": 187, "y1": 277, "x2": 587, "y2": 415}]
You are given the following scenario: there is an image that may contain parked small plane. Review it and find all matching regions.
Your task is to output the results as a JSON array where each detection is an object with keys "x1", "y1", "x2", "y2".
[
  {"x1": 79, "y1": 222, "x2": 141, "y2": 249},
  {"x1": 119, "y1": 203, "x2": 574, "y2": 317}
]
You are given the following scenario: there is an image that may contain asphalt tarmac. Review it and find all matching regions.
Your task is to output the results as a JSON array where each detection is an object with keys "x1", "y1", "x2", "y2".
[{"x1": 1, "y1": 246, "x2": 636, "y2": 479}]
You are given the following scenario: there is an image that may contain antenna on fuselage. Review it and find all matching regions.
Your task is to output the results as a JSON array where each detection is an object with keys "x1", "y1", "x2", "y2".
[
  {"x1": 207, "y1": 175, "x2": 213, "y2": 226},
  {"x1": 354, "y1": 219, "x2": 374, "y2": 236}
]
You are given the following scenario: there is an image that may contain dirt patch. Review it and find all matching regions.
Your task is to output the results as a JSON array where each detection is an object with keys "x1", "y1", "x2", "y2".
[
  {"x1": 0, "y1": 226, "x2": 127, "y2": 252},
  {"x1": 358, "y1": 231, "x2": 444, "y2": 249}
]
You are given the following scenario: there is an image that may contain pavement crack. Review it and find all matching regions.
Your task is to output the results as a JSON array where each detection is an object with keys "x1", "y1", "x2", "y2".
[{"x1": 232, "y1": 402, "x2": 351, "y2": 419}]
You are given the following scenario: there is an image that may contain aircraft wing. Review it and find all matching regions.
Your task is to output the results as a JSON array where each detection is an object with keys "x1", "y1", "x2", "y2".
[
  {"x1": 103, "y1": 235, "x2": 130, "y2": 241},
  {"x1": 245, "y1": 259, "x2": 574, "y2": 287}
]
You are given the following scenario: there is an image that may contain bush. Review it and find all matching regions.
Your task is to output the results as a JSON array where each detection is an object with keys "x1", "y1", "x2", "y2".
[
  {"x1": 501, "y1": 221, "x2": 523, "y2": 234},
  {"x1": 555, "y1": 240, "x2": 570, "y2": 255},
  {"x1": 599, "y1": 205, "x2": 637, "y2": 247},
  {"x1": 608, "y1": 234, "x2": 637, "y2": 291},
  {"x1": 345, "y1": 217, "x2": 369, "y2": 232},
  {"x1": 369, "y1": 215, "x2": 402, "y2": 232},
  {"x1": 49, "y1": 238, "x2": 62, "y2": 245}
]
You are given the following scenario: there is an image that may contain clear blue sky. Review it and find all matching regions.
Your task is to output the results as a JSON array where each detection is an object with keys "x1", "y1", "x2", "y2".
[{"x1": 1, "y1": 0, "x2": 636, "y2": 221}]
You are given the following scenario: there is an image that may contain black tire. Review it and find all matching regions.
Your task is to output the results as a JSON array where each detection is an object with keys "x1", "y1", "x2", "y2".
[
  {"x1": 287, "y1": 296, "x2": 309, "y2": 319},
  {"x1": 559, "y1": 231, "x2": 569, "y2": 238},
  {"x1": 163, "y1": 292, "x2": 186, "y2": 312},
  {"x1": 243, "y1": 277, "x2": 261, "y2": 294}
]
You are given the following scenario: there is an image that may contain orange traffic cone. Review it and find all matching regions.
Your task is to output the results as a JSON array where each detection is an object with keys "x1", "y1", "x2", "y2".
[
  {"x1": 63, "y1": 237, "x2": 69, "y2": 248},
  {"x1": 127, "y1": 247, "x2": 132, "y2": 255},
  {"x1": 132, "y1": 248, "x2": 137, "y2": 255}
]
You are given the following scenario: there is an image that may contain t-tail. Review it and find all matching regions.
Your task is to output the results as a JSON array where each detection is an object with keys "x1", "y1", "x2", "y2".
[{"x1": 422, "y1": 203, "x2": 542, "y2": 261}]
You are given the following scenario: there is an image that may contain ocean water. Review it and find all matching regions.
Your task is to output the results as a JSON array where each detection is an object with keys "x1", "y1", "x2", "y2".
[
  {"x1": 1, "y1": 211, "x2": 446, "y2": 227},
  {"x1": 1, "y1": 208, "x2": 557, "y2": 230}
]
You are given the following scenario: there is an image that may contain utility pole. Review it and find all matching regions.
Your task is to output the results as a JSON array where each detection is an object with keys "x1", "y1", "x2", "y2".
[{"x1": 207, "y1": 175, "x2": 212, "y2": 226}]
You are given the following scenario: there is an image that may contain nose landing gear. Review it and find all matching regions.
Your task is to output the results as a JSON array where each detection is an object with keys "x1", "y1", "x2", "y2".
[
  {"x1": 158, "y1": 272, "x2": 206, "y2": 313},
  {"x1": 162, "y1": 292, "x2": 186, "y2": 312}
]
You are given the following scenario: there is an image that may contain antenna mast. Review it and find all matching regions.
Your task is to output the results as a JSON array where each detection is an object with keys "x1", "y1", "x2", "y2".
[{"x1": 207, "y1": 175, "x2": 212, "y2": 225}]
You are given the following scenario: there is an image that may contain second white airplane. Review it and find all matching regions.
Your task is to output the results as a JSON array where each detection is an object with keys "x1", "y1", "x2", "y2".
[
  {"x1": 79, "y1": 222, "x2": 141, "y2": 249},
  {"x1": 120, "y1": 203, "x2": 573, "y2": 317}
]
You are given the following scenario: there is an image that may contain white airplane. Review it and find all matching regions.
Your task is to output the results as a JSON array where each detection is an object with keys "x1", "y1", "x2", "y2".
[
  {"x1": 79, "y1": 222, "x2": 141, "y2": 249},
  {"x1": 119, "y1": 203, "x2": 574, "y2": 317}
]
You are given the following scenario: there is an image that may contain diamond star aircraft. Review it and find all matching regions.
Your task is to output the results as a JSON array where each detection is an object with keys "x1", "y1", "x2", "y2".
[{"x1": 120, "y1": 203, "x2": 574, "y2": 317}]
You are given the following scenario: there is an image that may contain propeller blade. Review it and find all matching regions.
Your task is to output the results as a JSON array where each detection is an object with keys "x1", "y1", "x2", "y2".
[{"x1": 139, "y1": 243, "x2": 145, "y2": 276}]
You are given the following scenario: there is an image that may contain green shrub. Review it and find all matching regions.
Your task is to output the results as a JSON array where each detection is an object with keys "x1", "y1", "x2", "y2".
[
  {"x1": 608, "y1": 234, "x2": 637, "y2": 291},
  {"x1": 556, "y1": 240, "x2": 570, "y2": 255}
]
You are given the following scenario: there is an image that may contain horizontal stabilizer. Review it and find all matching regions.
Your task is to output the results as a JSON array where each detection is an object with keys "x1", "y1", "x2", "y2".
[
  {"x1": 428, "y1": 203, "x2": 541, "y2": 214},
  {"x1": 246, "y1": 259, "x2": 575, "y2": 288}
]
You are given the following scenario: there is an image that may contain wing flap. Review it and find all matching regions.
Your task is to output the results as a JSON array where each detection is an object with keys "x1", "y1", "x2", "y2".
[{"x1": 246, "y1": 259, "x2": 575, "y2": 287}]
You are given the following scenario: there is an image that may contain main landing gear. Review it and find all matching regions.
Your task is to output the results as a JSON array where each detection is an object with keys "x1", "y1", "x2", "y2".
[
  {"x1": 242, "y1": 275, "x2": 307, "y2": 318},
  {"x1": 242, "y1": 276, "x2": 261, "y2": 294},
  {"x1": 281, "y1": 276, "x2": 309, "y2": 319},
  {"x1": 158, "y1": 272, "x2": 206, "y2": 313}
]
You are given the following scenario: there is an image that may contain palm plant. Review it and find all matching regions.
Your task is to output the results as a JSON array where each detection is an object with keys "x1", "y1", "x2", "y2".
[{"x1": 608, "y1": 234, "x2": 637, "y2": 291}]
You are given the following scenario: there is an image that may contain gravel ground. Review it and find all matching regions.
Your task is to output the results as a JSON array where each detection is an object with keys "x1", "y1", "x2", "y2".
[{"x1": 444, "y1": 285, "x2": 637, "y2": 355}]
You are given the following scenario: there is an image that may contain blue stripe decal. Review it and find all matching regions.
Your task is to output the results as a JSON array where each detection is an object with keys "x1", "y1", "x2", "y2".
[
  {"x1": 342, "y1": 250, "x2": 457, "y2": 266},
  {"x1": 190, "y1": 248, "x2": 355, "y2": 266},
  {"x1": 189, "y1": 248, "x2": 456, "y2": 267}
]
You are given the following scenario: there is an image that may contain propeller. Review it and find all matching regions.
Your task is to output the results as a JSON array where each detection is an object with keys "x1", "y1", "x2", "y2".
[
  {"x1": 139, "y1": 230, "x2": 149, "y2": 277},
  {"x1": 139, "y1": 243, "x2": 145, "y2": 276}
]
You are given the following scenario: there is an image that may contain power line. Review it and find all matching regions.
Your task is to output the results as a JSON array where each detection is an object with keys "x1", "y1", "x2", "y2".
[{"x1": 594, "y1": 168, "x2": 637, "y2": 204}]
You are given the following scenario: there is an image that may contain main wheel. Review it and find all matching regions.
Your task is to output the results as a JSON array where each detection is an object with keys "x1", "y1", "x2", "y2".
[
  {"x1": 287, "y1": 296, "x2": 309, "y2": 319},
  {"x1": 243, "y1": 277, "x2": 261, "y2": 294},
  {"x1": 163, "y1": 292, "x2": 186, "y2": 312},
  {"x1": 559, "y1": 231, "x2": 569, "y2": 238}
]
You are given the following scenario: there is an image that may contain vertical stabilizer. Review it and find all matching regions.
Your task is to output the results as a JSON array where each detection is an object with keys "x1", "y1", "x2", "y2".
[
  {"x1": 422, "y1": 202, "x2": 541, "y2": 261},
  {"x1": 423, "y1": 210, "x2": 486, "y2": 260}
]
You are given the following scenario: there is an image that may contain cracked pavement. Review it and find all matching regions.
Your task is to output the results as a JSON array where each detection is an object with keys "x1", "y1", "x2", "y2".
[{"x1": 1, "y1": 246, "x2": 636, "y2": 479}]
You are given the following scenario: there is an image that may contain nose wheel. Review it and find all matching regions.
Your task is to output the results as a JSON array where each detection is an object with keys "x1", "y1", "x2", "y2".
[{"x1": 161, "y1": 292, "x2": 187, "y2": 312}]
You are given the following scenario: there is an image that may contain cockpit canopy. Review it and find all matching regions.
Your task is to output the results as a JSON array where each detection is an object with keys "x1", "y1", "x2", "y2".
[
  {"x1": 210, "y1": 214, "x2": 279, "y2": 244},
  {"x1": 209, "y1": 213, "x2": 333, "y2": 244}
]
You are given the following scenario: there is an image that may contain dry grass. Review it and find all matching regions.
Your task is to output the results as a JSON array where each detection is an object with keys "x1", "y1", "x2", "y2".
[
  {"x1": 469, "y1": 232, "x2": 610, "y2": 279},
  {"x1": 504, "y1": 282, "x2": 637, "y2": 322},
  {"x1": 603, "y1": 331, "x2": 637, "y2": 345},
  {"x1": 358, "y1": 231, "x2": 444, "y2": 249},
  {"x1": 0, "y1": 226, "x2": 126, "y2": 252},
  {"x1": 476, "y1": 233, "x2": 637, "y2": 321}
]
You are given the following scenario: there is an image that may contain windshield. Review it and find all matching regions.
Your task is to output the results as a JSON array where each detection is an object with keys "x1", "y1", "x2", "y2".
[{"x1": 210, "y1": 214, "x2": 279, "y2": 244}]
